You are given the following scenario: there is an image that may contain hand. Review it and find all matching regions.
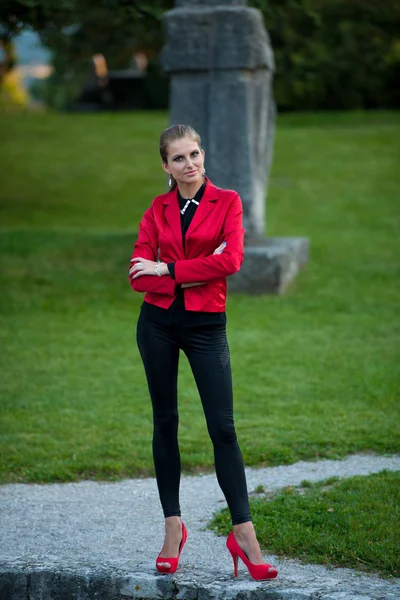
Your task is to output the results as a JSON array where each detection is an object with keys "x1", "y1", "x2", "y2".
[{"x1": 129, "y1": 257, "x2": 168, "y2": 279}]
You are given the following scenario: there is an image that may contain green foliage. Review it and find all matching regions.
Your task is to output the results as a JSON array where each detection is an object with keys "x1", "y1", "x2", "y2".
[
  {"x1": 2, "y1": 1, "x2": 399, "y2": 110},
  {"x1": 211, "y1": 471, "x2": 400, "y2": 577},
  {"x1": 1, "y1": 1, "x2": 171, "y2": 45},
  {"x1": 143, "y1": 56, "x2": 170, "y2": 110},
  {"x1": 253, "y1": 0, "x2": 400, "y2": 109},
  {"x1": 1, "y1": 1, "x2": 174, "y2": 109}
]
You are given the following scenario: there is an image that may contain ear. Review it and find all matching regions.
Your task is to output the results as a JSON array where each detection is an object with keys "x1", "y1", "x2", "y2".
[{"x1": 161, "y1": 162, "x2": 170, "y2": 175}]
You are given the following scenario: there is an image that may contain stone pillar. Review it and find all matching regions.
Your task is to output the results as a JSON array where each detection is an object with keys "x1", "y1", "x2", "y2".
[{"x1": 162, "y1": 0, "x2": 309, "y2": 293}]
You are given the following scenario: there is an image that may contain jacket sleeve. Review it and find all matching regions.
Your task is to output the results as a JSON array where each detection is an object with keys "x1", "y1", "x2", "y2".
[
  {"x1": 129, "y1": 206, "x2": 177, "y2": 295},
  {"x1": 174, "y1": 194, "x2": 245, "y2": 284}
]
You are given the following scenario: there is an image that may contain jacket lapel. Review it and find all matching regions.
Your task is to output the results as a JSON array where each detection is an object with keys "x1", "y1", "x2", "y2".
[
  {"x1": 163, "y1": 189, "x2": 184, "y2": 257},
  {"x1": 186, "y1": 181, "x2": 219, "y2": 239}
]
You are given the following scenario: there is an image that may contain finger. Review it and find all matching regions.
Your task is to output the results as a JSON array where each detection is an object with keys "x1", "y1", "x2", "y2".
[
  {"x1": 129, "y1": 261, "x2": 145, "y2": 275},
  {"x1": 130, "y1": 270, "x2": 145, "y2": 279},
  {"x1": 130, "y1": 257, "x2": 144, "y2": 263}
]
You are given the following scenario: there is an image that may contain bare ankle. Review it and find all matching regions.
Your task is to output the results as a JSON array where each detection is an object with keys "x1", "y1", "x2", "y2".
[
  {"x1": 165, "y1": 516, "x2": 182, "y2": 530},
  {"x1": 233, "y1": 521, "x2": 255, "y2": 539}
]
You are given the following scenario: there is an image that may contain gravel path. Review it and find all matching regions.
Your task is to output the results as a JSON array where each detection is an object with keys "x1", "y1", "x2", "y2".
[{"x1": 1, "y1": 453, "x2": 399, "y2": 599}]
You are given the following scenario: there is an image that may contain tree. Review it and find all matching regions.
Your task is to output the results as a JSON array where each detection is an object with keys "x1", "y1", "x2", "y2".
[
  {"x1": 1, "y1": 1, "x2": 399, "y2": 110},
  {"x1": 1, "y1": 1, "x2": 174, "y2": 107}
]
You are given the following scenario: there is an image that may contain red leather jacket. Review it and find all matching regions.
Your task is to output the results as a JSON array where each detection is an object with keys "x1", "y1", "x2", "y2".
[{"x1": 129, "y1": 180, "x2": 245, "y2": 312}]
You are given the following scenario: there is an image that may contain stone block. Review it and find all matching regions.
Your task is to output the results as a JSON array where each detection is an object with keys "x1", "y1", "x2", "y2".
[
  {"x1": 28, "y1": 568, "x2": 121, "y2": 600},
  {"x1": 162, "y1": 7, "x2": 273, "y2": 72},
  {"x1": 163, "y1": 0, "x2": 309, "y2": 293},
  {"x1": 229, "y1": 238, "x2": 309, "y2": 294},
  {"x1": 120, "y1": 572, "x2": 175, "y2": 598},
  {"x1": 169, "y1": 69, "x2": 274, "y2": 237},
  {"x1": 0, "y1": 569, "x2": 27, "y2": 600}
]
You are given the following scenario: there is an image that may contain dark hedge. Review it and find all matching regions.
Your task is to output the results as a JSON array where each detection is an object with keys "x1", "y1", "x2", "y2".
[{"x1": 255, "y1": 0, "x2": 400, "y2": 110}]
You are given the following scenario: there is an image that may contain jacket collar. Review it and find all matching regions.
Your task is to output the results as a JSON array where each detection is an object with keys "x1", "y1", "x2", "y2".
[
  {"x1": 163, "y1": 179, "x2": 219, "y2": 248},
  {"x1": 163, "y1": 178, "x2": 218, "y2": 205}
]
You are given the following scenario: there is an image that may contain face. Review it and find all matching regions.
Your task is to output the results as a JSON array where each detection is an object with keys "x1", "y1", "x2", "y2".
[{"x1": 162, "y1": 136, "x2": 205, "y2": 187}]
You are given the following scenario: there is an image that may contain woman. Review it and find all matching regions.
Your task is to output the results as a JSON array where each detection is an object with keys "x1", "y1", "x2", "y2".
[{"x1": 129, "y1": 124, "x2": 277, "y2": 581}]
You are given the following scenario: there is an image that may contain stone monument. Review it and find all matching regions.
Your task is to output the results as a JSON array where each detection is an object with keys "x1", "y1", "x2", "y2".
[{"x1": 162, "y1": 0, "x2": 309, "y2": 293}]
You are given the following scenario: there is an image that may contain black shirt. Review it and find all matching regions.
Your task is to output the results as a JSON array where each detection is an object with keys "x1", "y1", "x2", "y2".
[{"x1": 140, "y1": 183, "x2": 226, "y2": 327}]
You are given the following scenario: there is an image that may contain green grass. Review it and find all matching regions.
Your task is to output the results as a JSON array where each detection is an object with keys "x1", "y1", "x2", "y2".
[
  {"x1": 0, "y1": 110, "x2": 399, "y2": 483},
  {"x1": 1, "y1": 111, "x2": 168, "y2": 230},
  {"x1": 210, "y1": 471, "x2": 400, "y2": 577}
]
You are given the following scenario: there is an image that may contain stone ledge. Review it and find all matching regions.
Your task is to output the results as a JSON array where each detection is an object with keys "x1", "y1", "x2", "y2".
[
  {"x1": 0, "y1": 564, "x2": 306, "y2": 600},
  {"x1": 2, "y1": 562, "x2": 399, "y2": 600}
]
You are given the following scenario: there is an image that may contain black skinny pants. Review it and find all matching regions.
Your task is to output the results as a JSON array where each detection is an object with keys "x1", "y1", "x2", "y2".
[{"x1": 136, "y1": 311, "x2": 252, "y2": 525}]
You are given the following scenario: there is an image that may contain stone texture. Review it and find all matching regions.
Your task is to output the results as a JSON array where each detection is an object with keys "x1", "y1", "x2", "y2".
[
  {"x1": 0, "y1": 569, "x2": 27, "y2": 600},
  {"x1": 120, "y1": 572, "x2": 175, "y2": 598},
  {"x1": 163, "y1": 7, "x2": 273, "y2": 72},
  {"x1": 1, "y1": 565, "x2": 400, "y2": 600},
  {"x1": 162, "y1": 5, "x2": 274, "y2": 239},
  {"x1": 162, "y1": 0, "x2": 309, "y2": 293},
  {"x1": 229, "y1": 237, "x2": 309, "y2": 294}
]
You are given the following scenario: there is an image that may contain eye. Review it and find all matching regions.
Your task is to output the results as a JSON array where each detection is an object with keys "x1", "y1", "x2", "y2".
[
  {"x1": 191, "y1": 151, "x2": 199, "y2": 157},
  {"x1": 173, "y1": 156, "x2": 183, "y2": 161}
]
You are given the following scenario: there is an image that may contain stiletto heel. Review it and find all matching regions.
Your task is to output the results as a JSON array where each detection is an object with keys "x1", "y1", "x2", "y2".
[
  {"x1": 156, "y1": 522, "x2": 188, "y2": 574},
  {"x1": 230, "y1": 552, "x2": 239, "y2": 577},
  {"x1": 226, "y1": 532, "x2": 278, "y2": 581}
]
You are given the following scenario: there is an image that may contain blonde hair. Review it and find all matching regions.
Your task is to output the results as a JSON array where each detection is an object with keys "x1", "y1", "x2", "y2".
[{"x1": 159, "y1": 124, "x2": 202, "y2": 190}]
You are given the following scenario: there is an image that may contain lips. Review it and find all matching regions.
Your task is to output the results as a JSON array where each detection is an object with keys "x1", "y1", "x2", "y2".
[{"x1": 186, "y1": 170, "x2": 197, "y2": 175}]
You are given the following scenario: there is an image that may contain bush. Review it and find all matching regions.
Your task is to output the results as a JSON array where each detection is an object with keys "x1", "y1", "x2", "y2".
[
  {"x1": 143, "y1": 57, "x2": 169, "y2": 110},
  {"x1": 253, "y1": 0, "x2": 400, "y2": 110}
]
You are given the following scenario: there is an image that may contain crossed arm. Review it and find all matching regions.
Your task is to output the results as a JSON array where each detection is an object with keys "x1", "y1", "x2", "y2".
[
  {"x1": 129, "y1": 195, "x2": 244, "y2": 294},
  {"x1": 129, "y1": 242, "x2": 227, "y2": 291}
]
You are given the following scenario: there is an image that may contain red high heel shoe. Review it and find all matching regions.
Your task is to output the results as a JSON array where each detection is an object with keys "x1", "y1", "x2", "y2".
[
  {"x1": 226, "y1": 532, "x2": 278, "y2": 580},
  {"x1": 156, "y1": 522, "x2": 188, "y2": 574}
]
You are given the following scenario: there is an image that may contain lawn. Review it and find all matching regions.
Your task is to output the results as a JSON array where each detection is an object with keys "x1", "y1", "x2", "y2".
[
  {"x1": 0, "y1": 110, "x2": 399, "y2": 484},
  {"x1": 210, "y1": 470, "x2": 400, "y2": 577}
]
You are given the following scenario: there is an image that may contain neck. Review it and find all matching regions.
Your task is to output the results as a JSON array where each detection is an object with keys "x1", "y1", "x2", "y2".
[{"x1": 177, "y1": 179, "x2": 205, "y2": 199}]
